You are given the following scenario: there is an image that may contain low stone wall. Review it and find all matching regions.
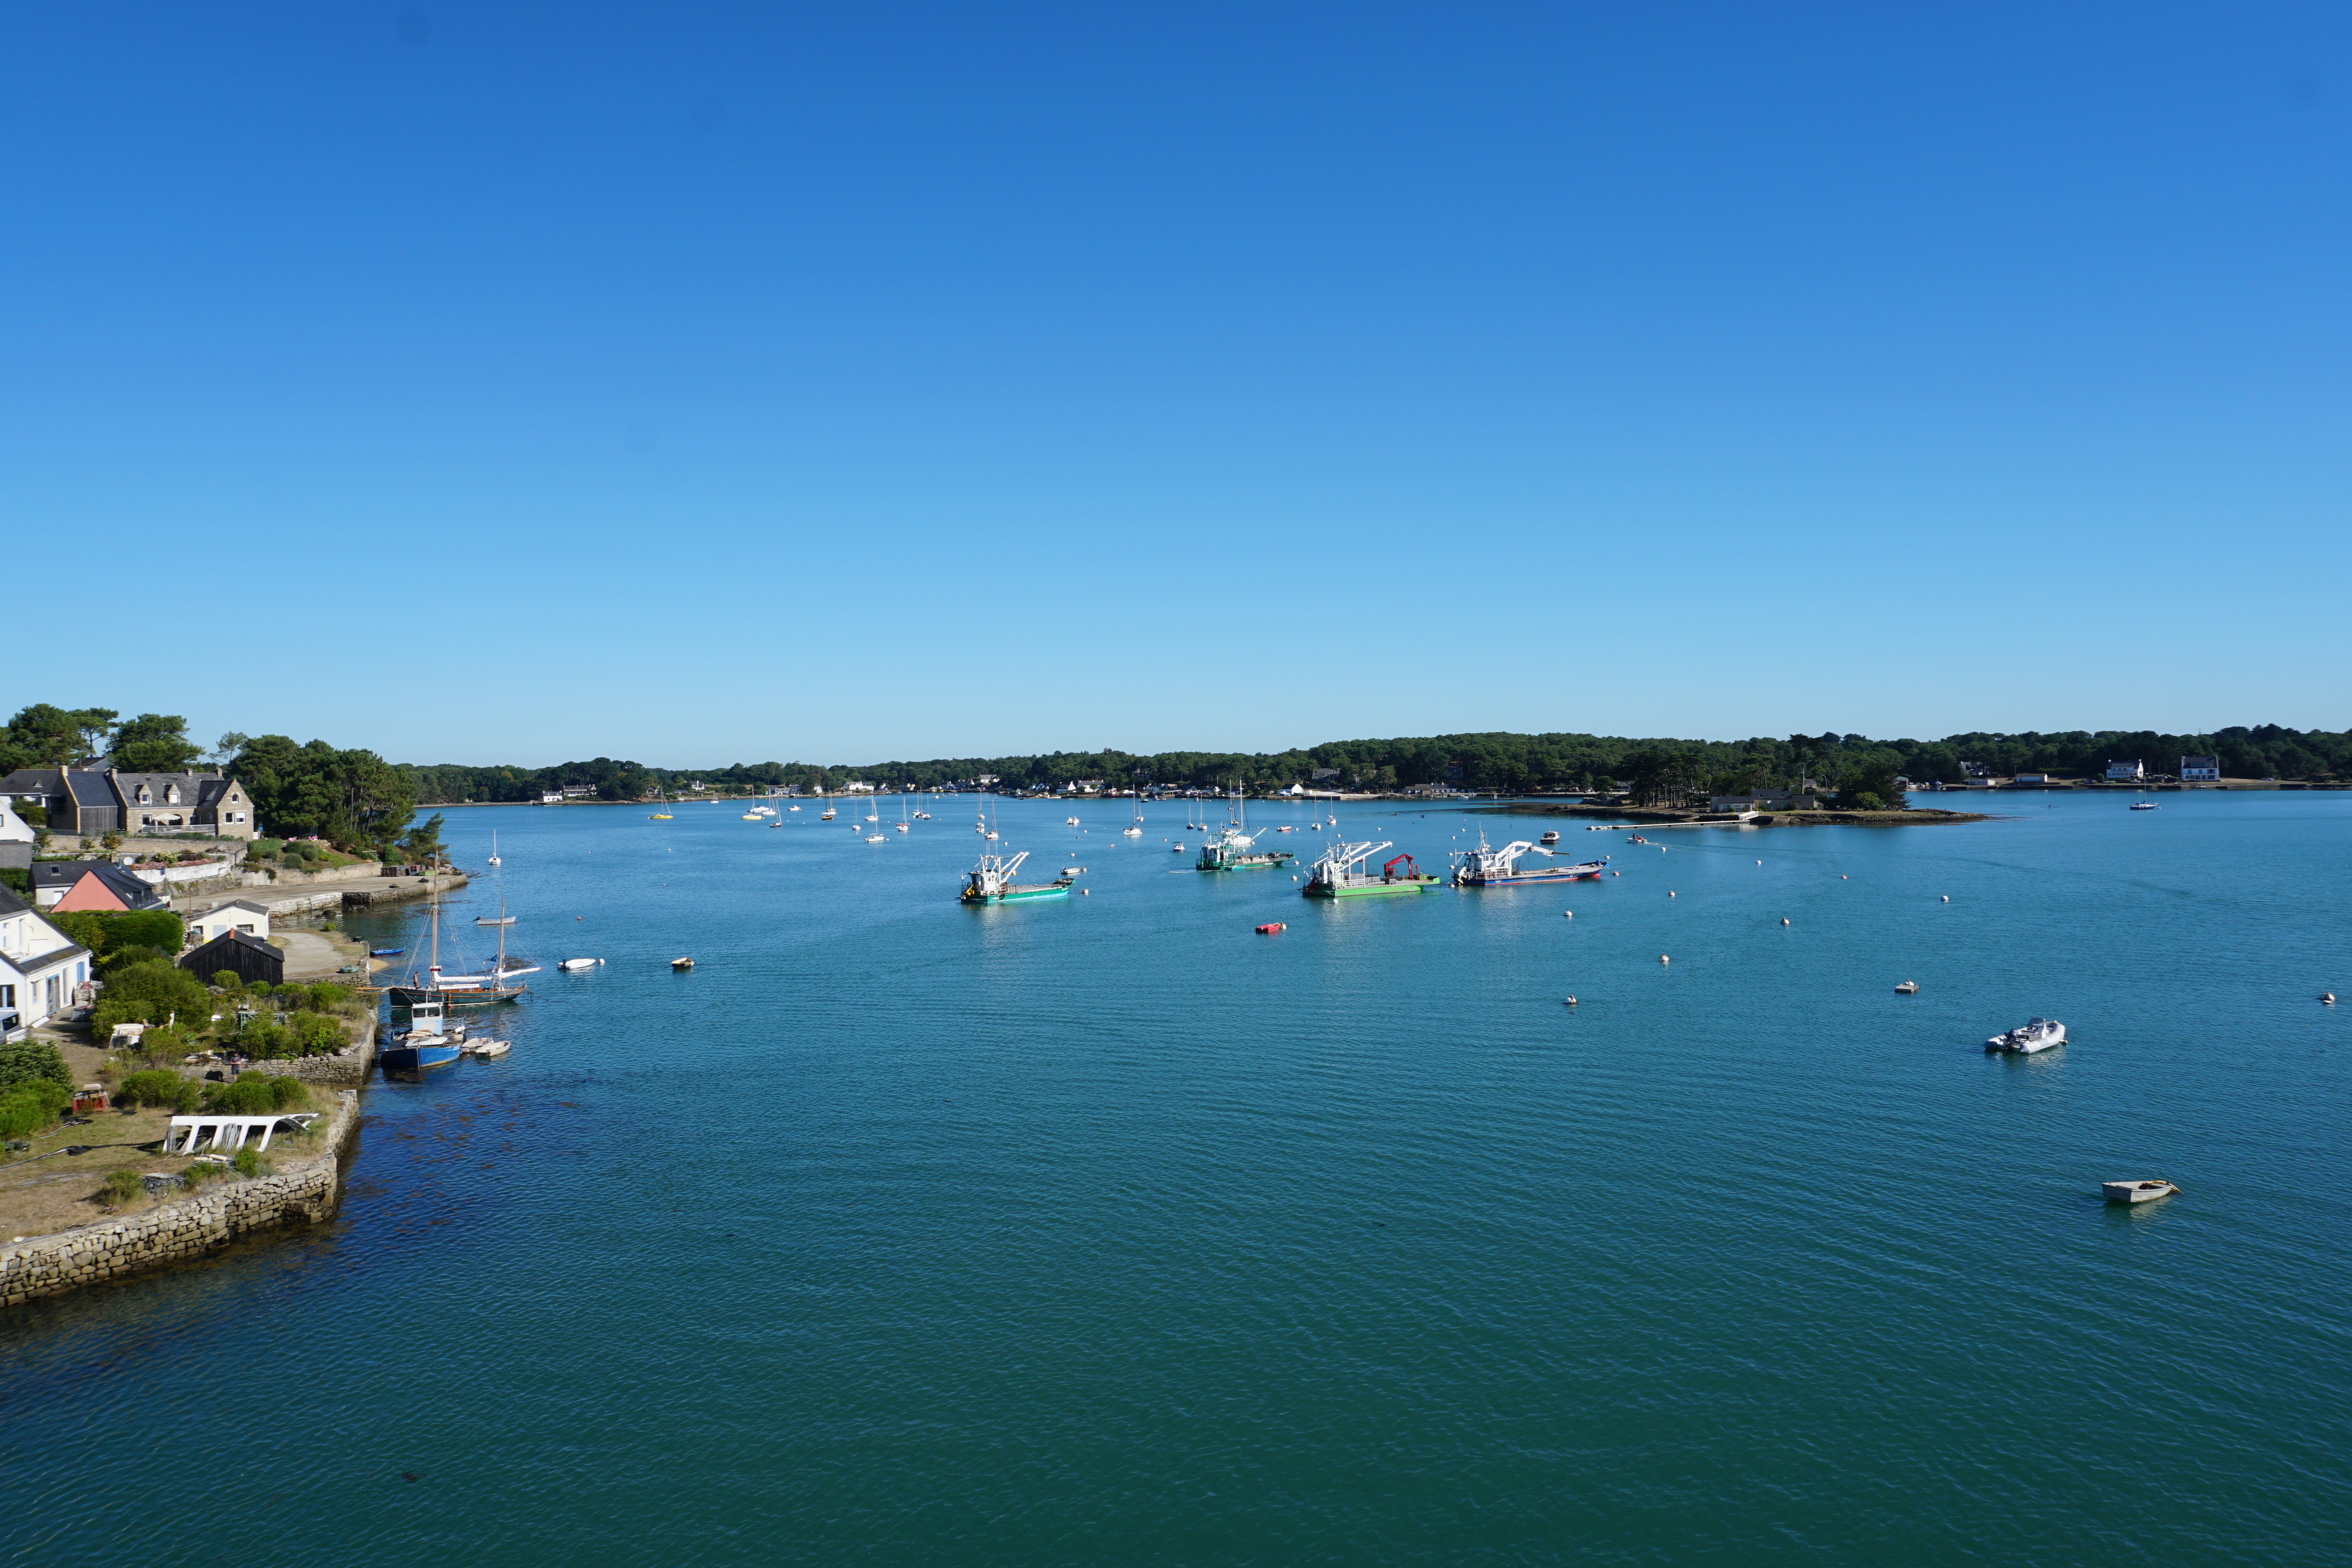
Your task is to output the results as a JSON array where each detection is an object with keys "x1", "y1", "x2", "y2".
[
  {"x1": 0, "y1": 1090, "x2": 362, "y2": 1308},
  {"x1": 241, "y1": 1015, "x2": 379, "y2": 1085}
]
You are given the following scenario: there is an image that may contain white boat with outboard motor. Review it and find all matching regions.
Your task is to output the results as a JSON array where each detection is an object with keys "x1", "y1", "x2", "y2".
[{"x1": 1985, "y1": 1017, "x2": 2066, "y2": 1054}]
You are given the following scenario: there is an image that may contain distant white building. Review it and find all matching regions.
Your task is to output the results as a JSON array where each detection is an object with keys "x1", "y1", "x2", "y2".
[
  {"x1": 186, "y1": 899, "x2": 271, "y2": 947},
  {"x1": 562, "y1": 785, "x2": 595, "y2": 798},
  {"x1": 540, "y1": 792, "x2": 563, "y2": 805},
  {"x1": 2014, "y1": 772, "x2": 2054, "y2": 785},
  {"x1": 2181, "y1": 756, "x2": 2220, "y2": 782},
  {"x1": 2106, "y1": 760, "x2": 2145, "y2": 781}
]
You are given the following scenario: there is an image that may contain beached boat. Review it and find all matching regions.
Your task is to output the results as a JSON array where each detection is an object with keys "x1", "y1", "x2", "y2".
[
  {"x1": 960, "y1": 849, "x2": 1074, "y2": 904},
  {"x1": 1986, "y1": 1018, "x2": 2066, "y2": 1054},
  {"x1": 1304, "y1": 840, "x2": 1441, "y2": 898},
  {"x1": 1450, "y1": 829, "x2": 1608, "y2": 887}
]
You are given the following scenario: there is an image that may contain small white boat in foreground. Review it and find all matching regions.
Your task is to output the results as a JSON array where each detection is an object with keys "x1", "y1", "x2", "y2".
[
  {"x1": 467, "y1": 1039, "x2": 511, "y2": 1059},
  {"x1": 1986, "y1": 1018, "x2": 2066, "y2": 1054},
  {"x1": 2103, "y1": 1179, "x2": 2177, "y2": 1203},
  {"x1": 559, "y1": 958, "x2": 602, "y2": 972}
]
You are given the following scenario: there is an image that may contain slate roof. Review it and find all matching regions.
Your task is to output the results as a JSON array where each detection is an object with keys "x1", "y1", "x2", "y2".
[
  {"x1": 182, "y1": 929, "x2": 284, "y2": 963},
  {"x1": 202, "y1": 898, "x2": 272, "y2": 918},
  {"x1": 0, "y1": 767, "x2": 66, "y2": 798},
  {"x1": 61, "y1": 772, "x2": 116, "y2": 808}
]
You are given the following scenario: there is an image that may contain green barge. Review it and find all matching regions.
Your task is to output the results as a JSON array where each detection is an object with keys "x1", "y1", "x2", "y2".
[{"x1": 1302, "y1": 840, "x2": 1442, "y2": 898}]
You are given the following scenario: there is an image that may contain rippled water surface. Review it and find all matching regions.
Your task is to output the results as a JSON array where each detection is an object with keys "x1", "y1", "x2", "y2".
[{"x1": 6, "y1": 793, "x2": 2350, "y2": 1565}]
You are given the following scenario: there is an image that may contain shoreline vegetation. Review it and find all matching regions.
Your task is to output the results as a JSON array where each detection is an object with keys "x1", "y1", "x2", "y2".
[
  {"x1": 391, "y1": 724, "x2": 2352, "y2": 809},
  {"x1": 1483, "y1": 803, "x2": 1992, "y2": 828}
]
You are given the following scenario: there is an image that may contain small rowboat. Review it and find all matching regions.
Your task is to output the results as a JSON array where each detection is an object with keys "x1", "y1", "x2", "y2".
[
  {"x1": 2102, "y1": 1179, "x2": 2179, "y2": 1204},
  {"x1": 1255, "y1": 922, "x2": 1285, "y2": 934},
  {"x1": 671, "y1": 957, "x2": 694, "y2": 970},
  {"x1": 370, "y1": 948, "x2": 405, "y2": 957},
  {"x1": 559, "y1": 958, "x2": 600, "y2": 972},
  {"x1": 1895, "y1": 981, "x2": 1919, "y2": 994},
  {"x1": 467, "y1": 1039, "x2": 510, "y2": 1059}
]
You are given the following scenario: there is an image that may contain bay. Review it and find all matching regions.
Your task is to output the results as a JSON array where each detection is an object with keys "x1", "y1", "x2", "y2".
[{"x1": 4, "y1": 791, "x2": 2348, "y2": 1565}]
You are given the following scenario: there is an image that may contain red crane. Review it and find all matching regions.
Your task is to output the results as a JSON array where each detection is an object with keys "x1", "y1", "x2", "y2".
[{"x1": 1382, "y1": 854, "x2": 1419, "y2": 881}]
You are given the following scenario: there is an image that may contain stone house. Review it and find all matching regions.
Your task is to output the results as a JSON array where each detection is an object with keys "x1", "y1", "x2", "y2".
[{"x1": 0, "y1": 767, "x2": 257, "y2": 839}]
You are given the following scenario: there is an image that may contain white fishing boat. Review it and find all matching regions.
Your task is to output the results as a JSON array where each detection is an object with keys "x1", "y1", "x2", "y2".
[{"x1": 1985, "y1": 1018, "x2": 2066, "y2": 1054}]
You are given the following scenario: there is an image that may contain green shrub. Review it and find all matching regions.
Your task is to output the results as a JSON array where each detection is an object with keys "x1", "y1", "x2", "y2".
[
  {"x1": 118, "y1": 1070, "x2": 185, "y2": 1108},
  {"x1": 181, "y1": 1160, "x2": 219, "y2": 1189},
  {"x1": 203, "y1": 1076, "x2": 279, "y2": 1114},
  {"x1": 90, "y1": 997, "x2": 153, "y2": 1045},
  {"x1": 101, "y1": 1169, "x2": 143, "y2": 1205},
  {"x1": 291, "y1": 1014, "x2": 345, "y2": 1055},
  {"x1": 212, "y1": 971, "x2": 243, "y2": 994},
  {"x1": 102, "y1": 961, "x2": 211, "y2": 1028},
  {"x1": 240, "y1": 1021, "x2": 293, "y2": 1059},
  {"x1": 0, "y1": 1041, "x2": 72, "y2": 1096},
  {"x1": 98, "y1": 943, "x2": 170, "y2": 978},
  {"x1": 169, "y1": 1078, "x2": 203, "y2": 1113},
  {"x1": 0, "y1": 1088, "x2": 59, "y2": 1140},
  {"x1": 230, "y1": 1147, "x2": 269, "y2": 1179}
]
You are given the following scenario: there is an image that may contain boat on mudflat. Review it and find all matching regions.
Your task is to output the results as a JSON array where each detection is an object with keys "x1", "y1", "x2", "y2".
[
  {"x1": 1451, "y1": 830, "x2": 1608, "y2": 887},
  {"x1": 961, "y1": 850, "x2": 1075, "y2": 905}
]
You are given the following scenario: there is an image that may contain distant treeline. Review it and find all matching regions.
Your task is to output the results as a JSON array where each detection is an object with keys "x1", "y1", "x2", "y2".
[{"x1": 397, "y1": 724, "x2": 2351, "y2": 805}]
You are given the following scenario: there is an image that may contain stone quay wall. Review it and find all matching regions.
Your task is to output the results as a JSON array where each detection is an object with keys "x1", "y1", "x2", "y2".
[{"x1": 0, "y1": 1090, "x2": 361, "y2": 1308}]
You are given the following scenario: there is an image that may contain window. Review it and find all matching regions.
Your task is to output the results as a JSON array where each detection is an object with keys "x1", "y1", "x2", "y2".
[{"x1": 0, "y1": 985, "x2": 13, "y2": 1008}]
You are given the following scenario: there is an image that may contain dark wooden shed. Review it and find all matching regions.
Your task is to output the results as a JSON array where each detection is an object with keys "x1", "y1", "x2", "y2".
[{"x1": 179, "y1": 929, "x2": 285, "y2": 988}]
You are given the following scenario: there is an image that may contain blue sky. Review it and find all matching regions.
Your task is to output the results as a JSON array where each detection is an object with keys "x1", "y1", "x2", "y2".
[{"x1": 6, "y1": 4, "x2": 2347, "y2": 765}]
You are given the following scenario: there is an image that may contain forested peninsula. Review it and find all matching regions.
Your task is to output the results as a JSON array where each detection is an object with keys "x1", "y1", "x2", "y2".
[{"x1": 401, "y1": 724, "x2": 2352, "y2": 807}]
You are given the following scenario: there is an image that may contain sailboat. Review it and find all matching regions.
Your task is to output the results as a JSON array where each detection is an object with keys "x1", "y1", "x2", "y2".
[
  {"x1": 649, "y1": 791, "x2": 673, "y2": 821},
  {"x1": 897, "y1": 797, "x2": 910, "y2": 834},
  {"x1": 820, "y1": 795, "x2": 837, "y2": 821},
  {"x1": 382, "y1": 861, "x2": 466, "y2": 1071},
  {"x1": 1123, "y1": 798, "x2": 1143, "y2": 837},
  {"x1": 486, "y1": 831, "x2": 501, "y2": 867}
]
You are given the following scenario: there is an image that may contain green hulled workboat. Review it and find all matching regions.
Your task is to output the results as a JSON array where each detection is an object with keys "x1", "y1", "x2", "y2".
[{"x1": 1302, "y1": 839, "x2": 1442, "y2": 898}]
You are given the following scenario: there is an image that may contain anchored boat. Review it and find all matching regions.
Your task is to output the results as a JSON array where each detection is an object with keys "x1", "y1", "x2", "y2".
[
  {"x1": 1450, "y1": 828, "x2": 1608, "y2": 887},
  {"x1": 1986, "y1": 1018, "x2": 2066, "y2": 1054},
  {"x1": 1196, "y1": 787, "x2": 1297, "y2": 871},
  {"x1": 1303, "y1": 840, "x2": 1441, "y2": 898},
  {"x1": 961, "y1": 850, "x2": 1075, "y2": 904}
]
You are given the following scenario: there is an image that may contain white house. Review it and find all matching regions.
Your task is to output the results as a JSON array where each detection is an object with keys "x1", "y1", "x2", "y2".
[
  {"x1": 186, "y1": 899, "x2": 272, "y2": 947},
  {"x1": 2014, "y1": 772, "x2": 2054, "y2": 785},
  {"x1": 0, "y1": 800, "x2": 33, "y2": 845},
  {"x1": 2106, "y1": 760, "x2": 2145, "y2": 781},
  {"x1": 0, "y1": 885, "x2": 91, "y2": 1039},
  {"x1": 2181, "y1": 756, "x2": 2220, "y2": 782}
]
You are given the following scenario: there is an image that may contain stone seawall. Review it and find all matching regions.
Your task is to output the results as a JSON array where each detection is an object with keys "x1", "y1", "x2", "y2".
[{"x1": 0, "y1": 1091, "x2": 362, "y2": 1308}]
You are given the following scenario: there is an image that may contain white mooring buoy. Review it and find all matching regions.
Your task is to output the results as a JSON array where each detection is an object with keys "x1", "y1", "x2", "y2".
[
  {"x1": 1659, "y1": 954, "x2": 1671, "y2": 965},
  {"x1": 1780, "y1": 918, "x2": 1790, "y2": 926}
]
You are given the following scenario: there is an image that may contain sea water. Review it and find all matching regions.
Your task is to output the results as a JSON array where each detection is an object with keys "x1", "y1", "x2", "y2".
[{"x1": 4, "y1": 792, "x2": 2348, "y2": 1564}]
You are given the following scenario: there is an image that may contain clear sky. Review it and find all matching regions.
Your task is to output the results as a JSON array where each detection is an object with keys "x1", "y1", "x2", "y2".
[{"x1": 6, "y1": 4, "x2": 2348, "y2": 765}]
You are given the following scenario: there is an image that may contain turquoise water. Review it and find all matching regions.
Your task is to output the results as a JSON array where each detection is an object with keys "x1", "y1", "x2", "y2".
[{"x1": 5, "y1": 793, "x2": 2350, "y2": 1564}]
